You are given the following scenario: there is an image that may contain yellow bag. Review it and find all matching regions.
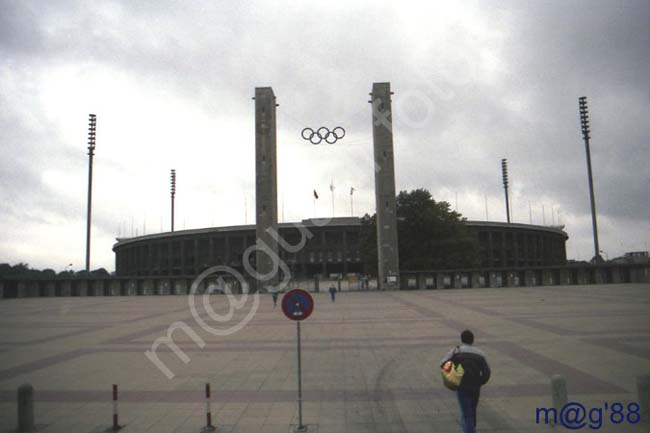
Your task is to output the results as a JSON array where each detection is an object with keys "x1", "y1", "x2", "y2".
[{"x1": 441, "y1": 360, "x2": 464, "y2": 391}]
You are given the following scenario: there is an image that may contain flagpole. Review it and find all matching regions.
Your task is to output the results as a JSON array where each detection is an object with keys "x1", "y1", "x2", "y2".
[{"x1": 330, "y1": 180, "x2": 335, "y2": 218}]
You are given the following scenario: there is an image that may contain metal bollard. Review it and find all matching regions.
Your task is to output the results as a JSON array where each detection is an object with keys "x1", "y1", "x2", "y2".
[
  {"x1": 17, "y1": 384, "x2": 35, "y2": 432},
  {"x1": 112, "y1": 384, "x2": 122, "y2": 431},
  {"x1": 551, "y1": 374, "x2": 567, "y2": 425},
  {"x1": 637, "y1": 374, "x2": 650, "y2": 423},
  {"x1": 204, "y1": 383, "x2": 215, "y2": 431}
]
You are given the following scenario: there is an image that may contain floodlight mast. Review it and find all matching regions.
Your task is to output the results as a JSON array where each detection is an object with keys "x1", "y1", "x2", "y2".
[
  {"x1": 170, "y1": 169, "x2": 176, "y2": 232},
  {"x1": 85, "y1": 114, "x2": 97, "y2": 272},
  {"x1": 501, "y1": 158, "x2": 510, "y2": 223},
  {"x1": 579, "y1": 96, "x2": 602, "y2": 263}
]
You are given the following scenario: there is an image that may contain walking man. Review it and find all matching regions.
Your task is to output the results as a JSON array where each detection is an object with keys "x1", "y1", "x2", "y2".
[
  {"x1": 440, "y1": 330, "x2": 490, "y2": 433},
  {"x1": 328, "y1": 285, "x2": 336, "y2": 302}
]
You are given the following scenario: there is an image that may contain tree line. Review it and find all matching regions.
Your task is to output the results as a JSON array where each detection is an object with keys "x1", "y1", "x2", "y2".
[{"x1": 0, "y1": 263, "x2": 110, "y2": 279}]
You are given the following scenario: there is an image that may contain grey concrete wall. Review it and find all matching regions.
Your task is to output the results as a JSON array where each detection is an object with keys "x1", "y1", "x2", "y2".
[{"x1": 4, "y1": 263, "x2": 649, "y2": 297}]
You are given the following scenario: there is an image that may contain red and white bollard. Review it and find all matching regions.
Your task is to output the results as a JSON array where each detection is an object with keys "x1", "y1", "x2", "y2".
[
  {"x1": 205, "y1": 383, "x2": 215, "y2": 431},
  {"x1": 112, "y1": 384, "x2": 122, "y2": 431}
]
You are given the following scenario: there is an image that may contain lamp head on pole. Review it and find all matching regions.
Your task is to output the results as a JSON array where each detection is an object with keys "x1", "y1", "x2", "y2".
[
  {"x1": 579, "y1": 96, "x2": 590, "y2": 141},
  {"x1": 87, "y1": 114, "x2": 97, "y2": 155},
  {"x1": 501, "y1": 158, "x2": 509, "y2": 188},
  {"x1": 170, "y1": 169, "x2": 176, "y2": 197}
]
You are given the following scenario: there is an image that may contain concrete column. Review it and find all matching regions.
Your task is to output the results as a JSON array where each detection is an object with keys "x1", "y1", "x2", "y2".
[
  {"x1": 560, "y1": 269, "x2": 571, "y2": 285},
  {"x1": 77, "y1": 280, "x2": 88, "y2": 296},
  {"x1": 27, "y1": 281, "x2": 39, "y2": 297},
  {"x1": 593, "y1": 268, "x2": 606, "y2": 284},
  {"x1": 488, "y1": 272, "x2": 500, "y2": 288},
  {"x1": 16, "y1": 281, "x2": 27, "y2": 298},
  {"x1": 109, "y1": 279, "x2": 121, "y2": 296},
  {"x1": 576, "y1": 268, "x2": 588, "y2": 284},
  {"x1": 125, "y1": 279, "x2": 137, "y2": 295},
  {"x1": 45, "y1": 281, "x2": 56, "y2": 297},
  {"x1": 0, "y1": 280, "x2": 4, "y2": 299},
  {"x1": 159, "y1": 279, "x2": 171, "y2": 295},
  {"x1": 255, "y1": 87, "x2": 279, "y2": 291},
  {"x1": 174, "y1": 278, "x2": 188, "y2": 295},
  {"x1": 91, "y1": 280, "x2": 104, "y2": 296},
  {"x1": 370, "y1": 82, "x2": 400, "y2": 290},
  {"x1": 416, "y1": 273, "x2": 426, "y2": 290},
  {"x1": 142, "y1": 279, "x2": 154, "y2": 295},
  {"x1": 60, "y1": 280, "x2": 72, "y2": 297},
  {"x1": 524, "y1": 270, "x2": 536, "y2": 286},
  {"x1": 506, "y1": 272, "x2": 516, "y2": 287},
  {"x1": 541, "y1": 270, "x2": 553, "y2": 286},
  {"x1": 610, "y1": 267, "x2": 621, "y2": 283},
  {"x1": 435, "y1": 273, "x2": 445, "y2": 289},
  {"x1": 453, "y1": 273, "x2": 462, "y2": 289},
  {"x1": 471, "y1": 272, "x2": 482, "y2": 288}
]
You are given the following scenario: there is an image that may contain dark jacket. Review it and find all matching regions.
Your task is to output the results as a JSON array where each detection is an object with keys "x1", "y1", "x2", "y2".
[{"x1": 440, "y1": 344, "x2": 491, "y2": 390}]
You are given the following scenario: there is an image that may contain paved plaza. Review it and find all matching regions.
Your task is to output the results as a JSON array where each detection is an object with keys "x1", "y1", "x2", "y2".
[{"x1": 0, "y1": 284, "x2": 649, "y2": 432}]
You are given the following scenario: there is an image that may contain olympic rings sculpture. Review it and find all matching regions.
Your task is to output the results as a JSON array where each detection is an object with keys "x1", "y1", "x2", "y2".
[{"x1": 301, "y1": 126, "x2": 346, "y2": 144}]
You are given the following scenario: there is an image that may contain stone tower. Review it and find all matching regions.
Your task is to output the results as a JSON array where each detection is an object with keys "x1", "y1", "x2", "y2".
[
  {"x1": 370, "y1": 82, "x2": 400, "y2": 289},
  {"x1": 254, "y1": 87, "x2": 279, "y2": 290}
]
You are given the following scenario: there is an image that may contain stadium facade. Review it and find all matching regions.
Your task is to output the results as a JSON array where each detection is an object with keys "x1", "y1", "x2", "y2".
[{"x1": 113, "y1": 218, "x2": 568, "y2": 277}]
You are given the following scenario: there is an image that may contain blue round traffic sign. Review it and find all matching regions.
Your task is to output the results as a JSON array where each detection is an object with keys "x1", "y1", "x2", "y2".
[{"x1": 281, "y1": 289, "x2": 314, "y2": 321}]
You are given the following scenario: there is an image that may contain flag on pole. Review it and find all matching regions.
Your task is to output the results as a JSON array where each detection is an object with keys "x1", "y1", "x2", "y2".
[
  {"x1": 313, "y1": 190, "x2": 319, "y2": 199},
  {"x1": 350, "y1": 187, "x2": 355, "y2": 195}
]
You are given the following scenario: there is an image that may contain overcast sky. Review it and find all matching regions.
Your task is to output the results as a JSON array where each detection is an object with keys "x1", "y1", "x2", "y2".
[{"x1": 1, "y1": 0, "x2": 648, "y2": 272}]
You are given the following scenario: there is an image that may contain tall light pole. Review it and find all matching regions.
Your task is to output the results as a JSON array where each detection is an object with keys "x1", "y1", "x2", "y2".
[
  {"x1": 350, "y1": 187, "x2": 355, "y2": 216},
  {"x1": 85, "y1": 114, "x2": 97, "y2": 272},
  {"x1": 501, "y1": 158, "x2": 510, "y2": 223},
  {"x1": 170, "y1": 169, "x2": 176, "y2": 232},
  {"x1": 579, "y1": 96, "x2": 602, "y2": 263}
]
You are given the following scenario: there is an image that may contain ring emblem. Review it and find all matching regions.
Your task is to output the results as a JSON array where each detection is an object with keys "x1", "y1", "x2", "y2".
[{"x1": 301, "y1": 126, "x2": 346, "y2": 144}]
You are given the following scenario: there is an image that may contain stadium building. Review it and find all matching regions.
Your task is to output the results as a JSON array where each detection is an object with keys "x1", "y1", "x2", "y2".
[{"x1": 113, "y1": 218, "x2": 568, "y2": 277}]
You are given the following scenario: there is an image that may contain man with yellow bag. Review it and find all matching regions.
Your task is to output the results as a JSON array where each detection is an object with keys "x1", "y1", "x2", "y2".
[{"x1": 440, "y1": 330, "x2": 490, "y2": 433}]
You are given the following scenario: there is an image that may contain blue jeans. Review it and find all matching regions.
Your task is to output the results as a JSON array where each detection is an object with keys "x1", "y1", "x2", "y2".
[{"x1": 457, "y1": 387, "x2": 480, "y2": 433}]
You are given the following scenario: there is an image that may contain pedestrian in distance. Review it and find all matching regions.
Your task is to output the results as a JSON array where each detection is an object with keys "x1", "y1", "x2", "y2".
[
  {"x1": 271, "y1": 291, "x2": 278, "y2": 308},
  {"x1": 329, "y1": 285, "x2": 336, "y2": 302},
  {"x1": 440, "y1": 330, "x2": 490, "y2": 433}
]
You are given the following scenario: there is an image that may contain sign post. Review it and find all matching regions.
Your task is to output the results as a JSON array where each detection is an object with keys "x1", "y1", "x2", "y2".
[{"x1": 281, "y1": 289, "x2": 314, "y2": 432}]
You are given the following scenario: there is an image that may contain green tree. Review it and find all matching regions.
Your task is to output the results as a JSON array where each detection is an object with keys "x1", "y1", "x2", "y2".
[
  {"x1": 360, "y1": 189, "x2": 479, "y2": 273},
  {"x1": 359, "y1": 213, "x2": 377, "y2": 275},
  {"x1": 396, "y1": 189, "x2": 479, "y2": 270}
]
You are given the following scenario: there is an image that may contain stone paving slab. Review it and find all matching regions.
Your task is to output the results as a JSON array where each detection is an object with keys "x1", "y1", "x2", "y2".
[{"x1": 0, "y1": 284, "x2": 649, "y2": 432}]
